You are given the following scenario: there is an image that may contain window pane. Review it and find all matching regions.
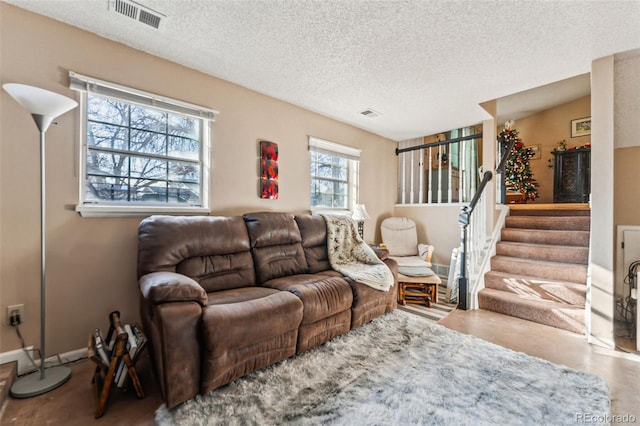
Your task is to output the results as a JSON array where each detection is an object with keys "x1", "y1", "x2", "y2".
[
  {"x1": 131, "y1": 179, "x2": 167, "y2": 203},
  {"x1": 168, "y1": 182, "x2": 200, "y2": 204},
  {"x1": 130, "y1": 105, "x2": 167, "y2": 133},
  {"x1": 85, "y1": 176, "x2": 129, "y2": 201},
  {"x1": 168, "y1": 160, "x2": 200, "y2": 182},
  {"x1": 168, "y1": 113, "x2": 199, "y2": 139},
  {"x1": 87, "y1": 122, "x2": 127, "y2": 150},
  {"x1": 87, "y1": 96, "x2": 128, "y2": 127},
  {"x1": 130, "y1": 156, "x2": 167, "y2": 179},
  {"x1": 87, "y1": 150, "x2": 129, "y2": 177},
  {"x1": 169, "y1": 136, "x2": 199, "y2": 160},
  {"x1": 131, "y1": 129, "x2": 166, "y2": 155}
]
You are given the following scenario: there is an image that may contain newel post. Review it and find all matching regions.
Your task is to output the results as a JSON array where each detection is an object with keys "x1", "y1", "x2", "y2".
[{"x1": 457, "y1": 206, "x2": 470, "y2": 310}]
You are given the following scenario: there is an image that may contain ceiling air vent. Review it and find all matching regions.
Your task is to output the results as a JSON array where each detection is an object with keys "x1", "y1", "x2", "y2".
[
  {"x1": 359, "y1": 108, "x2": 381, "y2": 118},
  {"x1": 108, "y1": 0, "x2": 166, "y2": 30}
]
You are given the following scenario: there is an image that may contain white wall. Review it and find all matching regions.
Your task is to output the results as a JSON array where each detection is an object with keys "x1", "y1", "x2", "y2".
[{"x1": 589, "y1": 55, "x2": 616, "y2": 347}]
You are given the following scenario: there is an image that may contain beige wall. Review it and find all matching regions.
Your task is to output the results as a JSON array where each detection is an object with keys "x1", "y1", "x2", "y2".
[
  {"x1": 392, "y1": 205, "x2": 460, "y2": 266},
  {"x1": 613, "y1": 50, "x2": 640, "y2": 298},
  {"x1": 613, "y1": 50, "x2": 640, "y2": 229},
  {"x1": 501, "y1": 96, "x2": 591, "y2": 203},
  {"x1": 0, "y1": 5, "x2": 397, "y2": 355}
]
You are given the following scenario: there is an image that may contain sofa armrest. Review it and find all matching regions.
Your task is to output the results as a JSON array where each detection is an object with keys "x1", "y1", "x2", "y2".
[
  {"x1": 383, "y1": 257, "x2": 398, "y2": 278},
  {"x1": 371, "y1": 246, "x2": 390, "y2": 261},
  {"x1": 139, "y1": 271, "x2": 208, "y2": 306}
]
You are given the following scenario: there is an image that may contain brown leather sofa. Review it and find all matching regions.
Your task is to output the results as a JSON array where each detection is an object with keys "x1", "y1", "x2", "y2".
[{"x1": 137, "y1": 212, "x2": 397, "y2": 408}]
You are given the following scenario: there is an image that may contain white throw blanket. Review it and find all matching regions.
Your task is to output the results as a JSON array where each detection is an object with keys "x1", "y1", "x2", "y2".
[{"x1": 321, "y1": 214, "x2": 394, "y2": 292}]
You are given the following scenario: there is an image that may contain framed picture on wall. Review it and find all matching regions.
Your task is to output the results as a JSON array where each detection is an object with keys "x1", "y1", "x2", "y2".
[
  {"x1": 571, "y1": 117, "x2": 591, "y2": 138},
  {"x1": 527, "y1": 144, "x2": 541, "y2": 160}
]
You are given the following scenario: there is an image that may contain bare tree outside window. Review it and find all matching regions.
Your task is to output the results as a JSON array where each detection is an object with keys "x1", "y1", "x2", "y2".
[
  {"x1": 310, "y1": 151, "x2": 349, "y2": 209},
  {"x1": 85, "y1": 95, "x2": 202, "y2": 205}
]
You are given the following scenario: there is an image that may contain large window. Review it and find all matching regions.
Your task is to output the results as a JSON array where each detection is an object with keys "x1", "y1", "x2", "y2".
[
  {"x1": 309, "y1": 137, "x2": 360, "y2": 210},
  {"x1": 70, "y1": 72, "x2": 217, "y2": 217}
]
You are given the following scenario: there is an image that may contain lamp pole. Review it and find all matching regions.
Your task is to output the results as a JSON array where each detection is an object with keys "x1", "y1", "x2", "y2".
[{"x1": 3, "y1": 84, "x2": 77, "y2": 397}]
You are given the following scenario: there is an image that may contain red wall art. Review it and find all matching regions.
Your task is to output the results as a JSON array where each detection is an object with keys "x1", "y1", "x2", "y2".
[{"x1": 259, "y1": 140, "x2": 279, "y2": 199}]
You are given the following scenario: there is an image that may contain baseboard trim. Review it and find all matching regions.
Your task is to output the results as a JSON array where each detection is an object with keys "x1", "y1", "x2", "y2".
[
  {"x1": 0, "y1": 347, "x2": 35, "y2": 375},
  {"x1": 1, "y1": 347, "x2": 86, "y2": 376},
  {"x1": 587, "y1": 333, "x2": 616, "y2": 350}
]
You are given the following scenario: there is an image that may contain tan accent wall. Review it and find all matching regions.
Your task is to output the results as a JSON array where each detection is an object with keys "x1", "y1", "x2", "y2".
[
  {"x1": 392, "y1": 205, "x2": 460, "y2": 266},
  {"x1": 500, "y1": 96, "x2": 591, "y2": 204},
  {"x1": 614, "y1": 147, "x2": 640, "y2": 228},
  {"x1": 613, "y1": 50, "x2": 640, "y2": 299},
  {"x1": 0, "y1": 5, "x2": 397, "y2": 354},
  {"x1": 613, "y1": 51, "x2": 640, "y2": 229}
]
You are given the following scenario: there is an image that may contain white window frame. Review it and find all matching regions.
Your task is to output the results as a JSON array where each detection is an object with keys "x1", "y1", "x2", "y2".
[
  {"x1": 309, "y1": 136, "x2": 360, "y2": 213},
  {"x1": 69, "y1": 71, "x2": 217, "y2": 217}
]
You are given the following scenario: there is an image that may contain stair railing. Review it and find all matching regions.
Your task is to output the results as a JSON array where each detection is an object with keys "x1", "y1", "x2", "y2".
[
  {"x1": 457, "y1": 135, "x2": 516, "y2": 310},
  {"x1": 395, "y1": 131, "x2": 481, "y2": 204}
]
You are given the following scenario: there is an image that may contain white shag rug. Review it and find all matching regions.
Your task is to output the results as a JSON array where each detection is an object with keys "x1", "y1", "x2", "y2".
[{"x1": 156, "y1": 310, "x2": 610, "y2": 426}]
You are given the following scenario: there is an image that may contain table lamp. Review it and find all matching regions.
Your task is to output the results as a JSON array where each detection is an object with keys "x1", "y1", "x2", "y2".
[{"x1": 352, "y1": 204, "x2": 371, "y2": 240}]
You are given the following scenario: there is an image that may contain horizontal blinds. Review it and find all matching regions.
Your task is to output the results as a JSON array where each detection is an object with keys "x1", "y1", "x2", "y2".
[
  {"x1": 69, "y1": 71, "x2": 218, "y2": 121},
  {"x1": 308, "y1": 136, "x2": 361, "y2": 161}
]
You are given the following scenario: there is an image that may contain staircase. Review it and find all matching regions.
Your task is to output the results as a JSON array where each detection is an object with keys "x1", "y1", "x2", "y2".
[{"x1": 478, "y1": 205, "x2": 590, "y2": 334}]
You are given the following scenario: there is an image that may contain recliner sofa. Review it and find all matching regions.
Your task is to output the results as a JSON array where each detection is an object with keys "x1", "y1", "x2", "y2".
[{"x1": 137, "y1": 212, "x2": 397, "y2": 408}]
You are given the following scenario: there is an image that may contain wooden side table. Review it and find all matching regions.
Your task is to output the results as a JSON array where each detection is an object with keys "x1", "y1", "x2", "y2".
[{"x1": 397, "y1": 273, "x2": 442, "y2": 308}]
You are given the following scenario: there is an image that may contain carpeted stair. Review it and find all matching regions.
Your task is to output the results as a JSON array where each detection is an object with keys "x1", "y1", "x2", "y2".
[{"x1": 478, "y1": 206, "x2": 590, "y2": 334}]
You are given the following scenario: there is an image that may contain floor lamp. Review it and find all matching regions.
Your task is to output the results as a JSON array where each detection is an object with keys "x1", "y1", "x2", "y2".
[{"x1": 3, "y1": 83, "x2": 78, "y2": 398}]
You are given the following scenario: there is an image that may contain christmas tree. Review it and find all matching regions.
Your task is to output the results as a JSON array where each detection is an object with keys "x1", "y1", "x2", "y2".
[{"x1": 499, "y1": 121, "x2": 539, "y2": 202}]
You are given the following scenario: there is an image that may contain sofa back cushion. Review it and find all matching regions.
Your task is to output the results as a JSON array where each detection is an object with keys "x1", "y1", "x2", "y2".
[
  {"x1": 137, "y1": 215, "x2": 256, "y2": 291},
  {"x1": 295, "y1": 215, "x2": 331, "y2": 273},
  {"x1": 243, "y1": 212, "x2": 308, "y2": 283}
]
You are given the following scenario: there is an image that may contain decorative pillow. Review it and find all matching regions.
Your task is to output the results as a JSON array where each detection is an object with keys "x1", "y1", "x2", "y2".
[{"x1": 418, "y1": 244, "x2": 434, "y2": 262}]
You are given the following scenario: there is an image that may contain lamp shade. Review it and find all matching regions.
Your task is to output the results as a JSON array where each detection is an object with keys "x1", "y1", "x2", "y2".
[
  {"x1": 352, "y1": 204, "x2": 371, "y2": 221},
  {"x1": 3, "y1": 83, "x2": 77, "y2": 132}
]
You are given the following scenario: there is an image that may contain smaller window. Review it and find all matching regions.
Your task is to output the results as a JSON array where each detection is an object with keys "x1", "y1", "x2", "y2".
[{"x1": 309, "y1": 137, "x2": 360, "y2": 211}]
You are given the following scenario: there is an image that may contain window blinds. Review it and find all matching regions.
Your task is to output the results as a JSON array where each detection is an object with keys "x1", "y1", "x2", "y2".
[
  {"x1": 308, "y1": 136, "x2": 361, "y2": 161},
  {"x1": 69, "y1": 71, "x2": 218, "y2": 121}
]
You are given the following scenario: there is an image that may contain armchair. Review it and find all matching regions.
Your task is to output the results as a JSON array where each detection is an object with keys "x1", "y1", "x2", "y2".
[{"x1": 380, "y1": 217, "x2": 435, "y2": 277}]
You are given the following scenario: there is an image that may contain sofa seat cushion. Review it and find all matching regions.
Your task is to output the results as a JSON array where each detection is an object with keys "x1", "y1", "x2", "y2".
[
  {"x1": 263, "y1": 274, "x2": 353, "y2": 324},
  {"x1": 201, "y1": 291, "x2": 303, "y2": 394},
  {"x1": 207, "y1": 287, "x2": 281, "y2": 306},
  {"x1": 202, "y1": 291, "x2": 303, "y2": 356},
  {"x1": 317, "y1": 269, "x2": 397, "y2": 328}
]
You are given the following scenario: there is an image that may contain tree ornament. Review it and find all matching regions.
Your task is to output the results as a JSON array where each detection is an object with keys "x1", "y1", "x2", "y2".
[{"x1": 498, "y1": 121, "x2": 539, "y2": 202}]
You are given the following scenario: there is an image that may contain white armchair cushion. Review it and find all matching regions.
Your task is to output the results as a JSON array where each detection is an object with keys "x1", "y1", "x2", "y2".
[
  {"x1": 381, "y1": 217, "x2": 419, "y2": 256},
  {"x1": 390, "y1": 255, "x2": 434, "y2": 277}
]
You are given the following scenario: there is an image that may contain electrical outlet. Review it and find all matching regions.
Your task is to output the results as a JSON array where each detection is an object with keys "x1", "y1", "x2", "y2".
[{"x1": 7, "y1": 304, "x2": 24, "y2": 326}]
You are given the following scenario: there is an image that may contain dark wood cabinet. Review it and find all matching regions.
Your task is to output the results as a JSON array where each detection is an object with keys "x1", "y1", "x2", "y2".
[{"x1": 553, "y1": 148, "x2": 590, "y2": 203}]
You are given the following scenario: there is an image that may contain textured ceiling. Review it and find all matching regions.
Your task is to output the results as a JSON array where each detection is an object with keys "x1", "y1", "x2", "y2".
[{"x1": 4, "y1": 0, "x2": 640, "y2": 141}]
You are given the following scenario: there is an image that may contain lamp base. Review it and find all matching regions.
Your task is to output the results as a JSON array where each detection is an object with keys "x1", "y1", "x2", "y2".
[{"x1": 10, "y1": 365, "x2": 71, "y2": 398}]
